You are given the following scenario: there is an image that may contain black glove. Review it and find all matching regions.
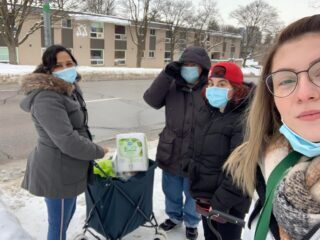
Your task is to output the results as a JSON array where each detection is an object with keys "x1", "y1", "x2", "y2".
[{"x1": 165, "y1": 61, "x2": 181, "y2": 79}]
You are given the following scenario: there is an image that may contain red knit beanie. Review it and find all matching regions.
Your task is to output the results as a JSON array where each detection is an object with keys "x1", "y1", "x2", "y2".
[{"x1": 209, "y1": 62, "x2": 243, "y2": 84}]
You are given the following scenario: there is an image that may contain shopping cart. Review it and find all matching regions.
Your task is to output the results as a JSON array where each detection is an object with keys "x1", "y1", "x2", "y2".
[{"x1": 75, "y1": 160, "x2": 166, "y2": 240}]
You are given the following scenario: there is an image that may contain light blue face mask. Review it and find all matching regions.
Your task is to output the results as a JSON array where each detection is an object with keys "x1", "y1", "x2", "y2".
[
  {"x1": 205, "y1": 87, "x2": 230, "y2": 108},
  {"x1": 181, "y1": 66, "x2": 200, "y2": 84},
  {"x1": 52, "y1": 67, "x2": 77, "y2": 84},
  {"x1": 279, "y1": 122, "x2": 320, "y2": 157}
]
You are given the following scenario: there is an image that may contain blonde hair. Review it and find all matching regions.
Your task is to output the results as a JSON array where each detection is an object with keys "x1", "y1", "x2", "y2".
[{"x1": 224, "y1": 15, "x2": 320, "y2": 196}]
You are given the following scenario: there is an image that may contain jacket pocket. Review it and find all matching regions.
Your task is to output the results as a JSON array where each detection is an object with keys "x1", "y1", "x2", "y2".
[{"x1": 156, "y1": 129, "x2": 176, "y2": 165}]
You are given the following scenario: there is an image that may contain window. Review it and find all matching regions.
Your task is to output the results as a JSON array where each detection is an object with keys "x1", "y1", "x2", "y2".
[
  {"x1": 90, "y1": 22, "x2": 104, "y2": 38},
  {"x1": 115, "y1": 25, "x2": 126, "y2": 40},
  {"x1": 223, "y1": 42, "x2": 227, "y2": 52},
  {"x1": 231, "y1": 43, "x2": 235, "y2": 53},
  {"x1": 178, "y1": 39, "x2": 187, "y2": 45},
  {"x1": 0, "y1": 47, "x2": 9, "y2": 63},
  {"x1": 211, "y1": 52, "x2": 220, "y2": 59},
  {"x1": 164, "y1": 51, "x2": 171, "y2": 63},
  {"x1": 114, "y1": 50, "x2": 126, "y2": 65},
  {"x1": 150, "y1": 29, "x2": 156, "y2": 36},
  {"x1": 165, "y1": 31, "x2": 171, "y2": 43},
  {"x1": 115, "y1": 34, "x2": 127, "y2": 40},
  {"x1": 61, "y1": 19, "x2": 72, "y2": 28},
  {"x1": 148, "y1": 51, "x2": 155, "y2": 58},
  {"x1": 90, "y1": 49, "x2": 104, "y2": 65}
]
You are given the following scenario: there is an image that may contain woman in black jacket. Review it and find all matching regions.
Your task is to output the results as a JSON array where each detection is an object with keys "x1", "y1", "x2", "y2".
[{"x1": 186, "y1": 62, "x2": 253, "y2": 240}]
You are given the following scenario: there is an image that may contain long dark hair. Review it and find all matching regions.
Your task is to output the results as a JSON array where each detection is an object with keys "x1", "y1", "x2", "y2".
[{"x1": 33, "y1": 45, "x2": 77, "y2": 74}]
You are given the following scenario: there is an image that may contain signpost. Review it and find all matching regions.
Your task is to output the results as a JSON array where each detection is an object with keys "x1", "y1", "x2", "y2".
[{"x1": 43, "y1": 0, "x2": 52, "y2": 47}]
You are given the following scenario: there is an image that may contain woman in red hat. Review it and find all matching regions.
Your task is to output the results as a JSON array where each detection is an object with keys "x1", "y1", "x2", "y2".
[{"x1": 184, "y1": 62, "x2": 254, "y2": 240}]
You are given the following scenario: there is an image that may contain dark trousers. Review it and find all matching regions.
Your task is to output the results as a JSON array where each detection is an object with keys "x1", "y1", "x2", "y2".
[{"x1": 201, "y1": 209, "x2": 244, "y2": 240}]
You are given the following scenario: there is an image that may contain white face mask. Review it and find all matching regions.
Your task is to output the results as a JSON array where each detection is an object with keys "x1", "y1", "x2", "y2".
[{"x1": 279, "y1": 121, "x2": 320, "y2": 157}]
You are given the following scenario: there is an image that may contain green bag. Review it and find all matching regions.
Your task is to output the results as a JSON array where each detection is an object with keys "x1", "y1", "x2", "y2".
[{"x1": 93, "y1": 158, "x2": 116, "y2": 178}]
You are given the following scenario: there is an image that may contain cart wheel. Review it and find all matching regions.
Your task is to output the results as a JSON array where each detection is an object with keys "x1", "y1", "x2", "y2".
[
  {"x1": 154, "y1": 228, "x2": 167, "y2": 240},
  {"x1": 73, "y1": 233, "x2": 89, "y2": 240}
]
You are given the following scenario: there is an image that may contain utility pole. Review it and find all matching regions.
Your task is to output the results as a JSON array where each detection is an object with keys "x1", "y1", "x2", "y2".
[{"x1": 43, "y1": 0, "x2": 52, "y2": 47}]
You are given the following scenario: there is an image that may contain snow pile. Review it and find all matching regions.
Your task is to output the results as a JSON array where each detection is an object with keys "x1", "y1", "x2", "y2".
[
  {"x1": 0, "y1": 63, "x2": 261, "y2": 79},
  {"x1": 0, "y1": 63, "x2": 162, "y2": 76}
]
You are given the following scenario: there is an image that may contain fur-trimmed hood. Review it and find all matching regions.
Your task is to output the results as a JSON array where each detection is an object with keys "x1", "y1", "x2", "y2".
[{"x1": 20, "y1": 73, "x2": 74, "y2": 112}]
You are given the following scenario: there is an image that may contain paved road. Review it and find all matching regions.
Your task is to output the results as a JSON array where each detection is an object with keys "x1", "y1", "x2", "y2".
[
  {"x1": 0, "y1": 76, "x2": 259, "y2": 164},
  {"x1": 0, "y1": 80, "x2": 165, "y2": 163}
]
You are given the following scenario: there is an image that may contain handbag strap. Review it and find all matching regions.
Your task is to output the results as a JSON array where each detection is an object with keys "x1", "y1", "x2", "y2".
[{"x1": 254, "y1": 151, "x2": 302, "y2": 240}]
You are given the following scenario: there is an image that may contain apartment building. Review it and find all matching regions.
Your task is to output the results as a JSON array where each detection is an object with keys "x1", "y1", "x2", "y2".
[{"x1": 0, "y1": 11, "x2": 242, "y2": 68}]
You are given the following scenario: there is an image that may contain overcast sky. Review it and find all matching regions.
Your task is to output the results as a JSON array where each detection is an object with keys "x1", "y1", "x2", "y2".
[{"x1": 211, "y1": 0, "x2": 319, "y2": 26}]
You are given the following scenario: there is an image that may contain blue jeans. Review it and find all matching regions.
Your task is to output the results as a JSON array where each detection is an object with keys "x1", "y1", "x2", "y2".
[
  {"x1": 162, "y1": 171, "x2": 201, "y2": 228},
  {"x1": 45, "y1": 197, "x2": 77, "y2": 240}
]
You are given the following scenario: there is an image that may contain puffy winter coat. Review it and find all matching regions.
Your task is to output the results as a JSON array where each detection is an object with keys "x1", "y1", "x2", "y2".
[
  {"x1": 186, "y1": 91, "x2": 252, "y2": 215},
  {"x1": 143, "y1": 46, "x2": 211, "y2": 176}
]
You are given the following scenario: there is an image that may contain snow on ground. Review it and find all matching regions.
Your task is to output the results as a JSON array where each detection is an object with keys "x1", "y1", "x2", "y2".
[
  {"x1": 0, "y1": 63, "x2": 260, "y2": 239},
  {"x1": 0, "y1": 63, "x2": 261, "y2": 77},
  {"x1": 0, "y1": 140, "x2": 256, "y2": 240},
  {"x1": 0, "y1": 63, "x2": 162, "y2": 76}
]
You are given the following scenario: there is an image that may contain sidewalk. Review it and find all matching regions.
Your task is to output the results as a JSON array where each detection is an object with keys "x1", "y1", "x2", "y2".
[
  {"x1": 0, "y1": 140, "x2": 203, "y2": 239},
  {"x1": 0, "y1": 139, "x2": 254, "y2": 239}
]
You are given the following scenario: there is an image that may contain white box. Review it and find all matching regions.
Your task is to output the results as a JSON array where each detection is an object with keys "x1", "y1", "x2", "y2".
[{"x1": 114, "y1": 133, "x2": 148, "y2": 172}]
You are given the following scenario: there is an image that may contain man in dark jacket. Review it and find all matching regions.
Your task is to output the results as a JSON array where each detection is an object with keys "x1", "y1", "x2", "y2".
[{"x1": 143, "y1": 46, "x2": 211, "y2": 240}]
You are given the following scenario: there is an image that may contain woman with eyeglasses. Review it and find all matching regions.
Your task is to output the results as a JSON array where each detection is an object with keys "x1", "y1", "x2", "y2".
[
  {"x1": 224, "y1": 15, "x2": 320, "y2": 240},
  {"x1": 20, "y1": 45, "x2": 109, "y2": 240},
  {"x1": 184, "y1": 62, "x2": 254, "y2": 240}
]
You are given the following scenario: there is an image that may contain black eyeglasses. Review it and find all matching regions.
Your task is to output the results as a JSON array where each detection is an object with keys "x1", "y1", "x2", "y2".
[{"x1": 265, "y1": 60, "x2": 320, "y2": 98}]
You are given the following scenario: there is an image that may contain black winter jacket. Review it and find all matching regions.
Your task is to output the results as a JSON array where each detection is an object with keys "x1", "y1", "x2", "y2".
[
  {"x1": 185, "y1": 94, "x2": 252, "y2": 215},
  {"x1": 143, "y1": 47, "x2": 211, "y2": 176}
]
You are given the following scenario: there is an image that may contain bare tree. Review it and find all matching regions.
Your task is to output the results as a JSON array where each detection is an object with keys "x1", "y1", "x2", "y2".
[
  {"x1": 118, "y1": 0, "x2": 159, "y2": 67},
  {"x1": 0, "y1": 0, "x2": 77, "y2": 64},
  {"x1": 156, "y1": 0, "x2": 192, "y2": 62},
  {"x1": 0, "y1": 0, "x2": 40, "y2": 64},
  {"x1": 81, "y1": 0, "x2": 116, "y2": 15},
  {"x1": 189, "y1": 0, "x2": 219, "y2": 49},
  {"x1": 207, "y1": 19, "x2": 220, "y2": 31},
  {"x1": 230, "y1": 0, "x2": 282, "y2": 66}
]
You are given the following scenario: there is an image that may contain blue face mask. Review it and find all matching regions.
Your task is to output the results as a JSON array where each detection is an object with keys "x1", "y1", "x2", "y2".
[
  {"x1": 52, "y1": 67, "x2": 77, "y2": 84},
  {"x1": 279, "y1": 122, "x2": 320, "y2": 157},
  {"x1": 181, "y1": 66, "x2": 200, "y2": 84},
  {"x1": 205, "y1": 87, "x2": 230, "y2": 108}
]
